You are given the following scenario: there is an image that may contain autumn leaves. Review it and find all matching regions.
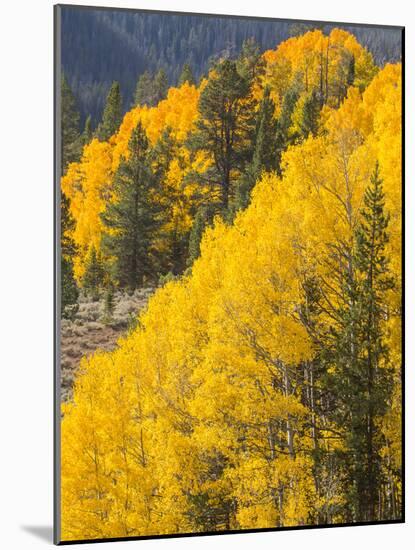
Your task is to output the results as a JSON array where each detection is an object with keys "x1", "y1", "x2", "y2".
[{"x1": 60, "y1": 29, "x2": 402, "y2": 540}]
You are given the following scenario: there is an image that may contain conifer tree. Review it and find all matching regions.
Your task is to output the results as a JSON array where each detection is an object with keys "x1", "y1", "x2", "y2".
[
  {"x1": 352, "y1": 163, "x2": 394, "y2": 520},
  {"x1": 189, "y1": 59, "x2": 256, "y2": 213},
  {"x1": 61, "y1": 256, "x2": 79, "y2": 319},
  {"x1": 134, "y1": 70, "x2": 168, "y2": 107},
  {"x1": 300, "y1": 89, "x2": 320, "y2": 139},
  {"x1": 236, "y1": 37, "x2": 265, "y2": 83},
  {"x1": 134, "y1": 71, "x2": 153, "y2": 106},
  {"x1": 187, "y1": 205, "x2": 215, "y2": 267},
  {"x1": 347, "y1": 54, "x2": 356, "y2": 88},
  {"x1": 61, "y1": 76, "x2": 82, "y2": 313},
  {"x1": 336, "y1": 53, "x2": 356, "y2": 105},
  {"x1": 61, "y1": 193, "x2": 77, "y2": 263},
  {"x1": 151, "y1": 126, "x2": 176, "y2": 178},
  {"x1": 252, "y1": 86, "x2": 278, "y2": 175},
  {"x1": 152, "y1": 128, "x2": 188, "y2": 275},
  {"x1": 61, "y1": 194, "x2": 79, "y2": 317},
  {"x1": 275, "y1": 87, "x2": 299, "y2": 174},
  {"x1": 154, "y1": 69, "x2": 169, "y2": 104},
  {"x1": 178, "y1": 63, "x2": 196, "y2": 87},
  {"x1": 232, "y1": 173, "x2": 254, "y2": 215},
  {"x1": 82, "y1": 244, "x2": 105, "y2": 300},
  {"x1": 96, "y1": 81, "x2": 123, "y2": 141},
  {"x1": 234, "y1": 86, "x2": 278, "y2": 211},
  {"x1": 103, "y1": 283, "x2": 115, "y2": 323},
  {"x1": 81, "y1": 115, "x2": 93, "y2": 145},
  {"x1": 326, "y1": 164, "x2": 394, "y2": 521},
  {"x1": 101, "y1": 121, "x2": 163, "y2": 289},
  {"x1": 61, "y1": 74, "x2": 81, "y2": 170}
]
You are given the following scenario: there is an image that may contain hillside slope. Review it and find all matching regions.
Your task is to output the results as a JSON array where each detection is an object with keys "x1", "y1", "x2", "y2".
[{"x1": 61, "y1": 6, "x2": 402, "y2": 124}]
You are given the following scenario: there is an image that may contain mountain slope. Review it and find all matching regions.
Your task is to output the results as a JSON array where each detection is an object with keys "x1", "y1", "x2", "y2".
[{"x1": 60, "y1": 7, "x2": 402, "y2": 125}]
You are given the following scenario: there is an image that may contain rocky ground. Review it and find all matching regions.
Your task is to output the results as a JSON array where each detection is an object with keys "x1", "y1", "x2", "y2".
[{"x1": 60, "y1": 288, "x2": 154, "y2": 401}]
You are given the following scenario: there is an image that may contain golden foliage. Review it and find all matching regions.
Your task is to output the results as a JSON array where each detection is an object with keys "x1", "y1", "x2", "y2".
[
  {"x1": 61, "y1": 82, "x2": 200, "y2": 281},
  {"x1": 262, "y1": 28, "x2": 377, "y2": 111},
  {"x1": 60, "y1": 31, "x2": 402, "y2": 539}
]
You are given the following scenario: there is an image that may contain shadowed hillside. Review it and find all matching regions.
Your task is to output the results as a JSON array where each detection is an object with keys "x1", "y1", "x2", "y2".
[{"x1": 61, "y1": 7, "x2": 402, "y2": 124}]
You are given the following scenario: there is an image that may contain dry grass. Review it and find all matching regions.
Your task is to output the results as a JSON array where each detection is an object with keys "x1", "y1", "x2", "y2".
[{"x1": 60, "y1": 288, "x2": 153, "y2": 401}]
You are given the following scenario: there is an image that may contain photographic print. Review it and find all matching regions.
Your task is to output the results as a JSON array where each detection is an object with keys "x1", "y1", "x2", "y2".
[{"x1": 54, "y1": 4, "x2": 404, "y2": 544}]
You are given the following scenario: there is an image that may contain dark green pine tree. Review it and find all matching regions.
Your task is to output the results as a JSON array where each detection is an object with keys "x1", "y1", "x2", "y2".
[
  {"x1": 96, "y1": 81, "x2": 123, "y2": 141},
  {"x1": 300, "y1": 89, "x2": 321, "y2": 139},
  {"x1": 234, "y1": 86, "x2": 278, "y2": 211},
  {"x1": 134, "y1": 71, "x2": 154, "y2": 106},
  {"x1": 153, "y1": 69, "x2": 169, "y2": 104},
  {"x1": 232, "y1": 174, "x2": 254, "y2": 215},
  {"x1": 81, "y1": 115, "x2": 93, "y2": 146},
  {"x1": 61, "y1": 74, "x2": 81, "y2": 170},
  {"x1": 189, "y1": 59, "x2": 256, "y2": 213},
  {"x1": 275, "y1": 87, "x2": 299, "y2": 174},
  {"x1": 252, "y1": 87, "x2": 279, "y2": 175},
  {"x1": 352, "y1": 162, "x2": 395, "y2": 521},
  {"x1": 103, "y1": 282, "x2": 115, "y2": 323},
  {"x1": 328, "y1": 163, "x2": 394, "y2": 522},
  {"x1": 151, "y1": 127, "x2": 176, "y2": 178},
  {"x1": 178, "y1": 63, "x2": 196, "y2": 87},
  {"x1": 151, "y1": 127, "x2": 189, "y2": 275},
  {"x1": 61, "y1": 256, "x2": 79, "y2": 318},
  {"x1": 61, "y1": 194, "x2": 77, "y2": 262},
  {"x1": 187, "y1": 205, "x2": 215, "y2": 267},
  {"x1": 101, "y1": 121, "x2": 163, "y2": 290},
  {"x1": 347, "y1": 54, "x2": 356, "y2": 88},
  {"x1": 337, "y1": 53, "x2": 356, "y2": 105},
  {"x1": 236, "y1": 37, "x2": 265, "y2": 83},
  {"x1": 82, "y1": 244, "x2": 105, "y2": 301},
  {"x1": 61, "y1": 193, "x2": 79, "y2": 318},
  {"x1": 60, "y1": 75, "x2": 81, "y2": 316}
]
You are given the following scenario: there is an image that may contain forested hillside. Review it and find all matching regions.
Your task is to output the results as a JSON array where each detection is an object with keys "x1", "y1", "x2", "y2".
[
  {"x1": 60, "y1": 27, "x2": 402, "y2": 541},
  {"x1": 61, "y1": 6, "x2": 402, "y2": 124}
]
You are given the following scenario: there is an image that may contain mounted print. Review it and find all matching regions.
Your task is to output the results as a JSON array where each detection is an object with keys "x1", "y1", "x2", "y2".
[{"x1": 54, "y1": 4, "x2": 404, "y2": 544}]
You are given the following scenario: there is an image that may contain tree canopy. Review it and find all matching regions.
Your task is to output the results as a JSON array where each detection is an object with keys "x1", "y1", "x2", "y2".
[{"x1": 60, "y1": 29, "x2": 402, "y2": 540}]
